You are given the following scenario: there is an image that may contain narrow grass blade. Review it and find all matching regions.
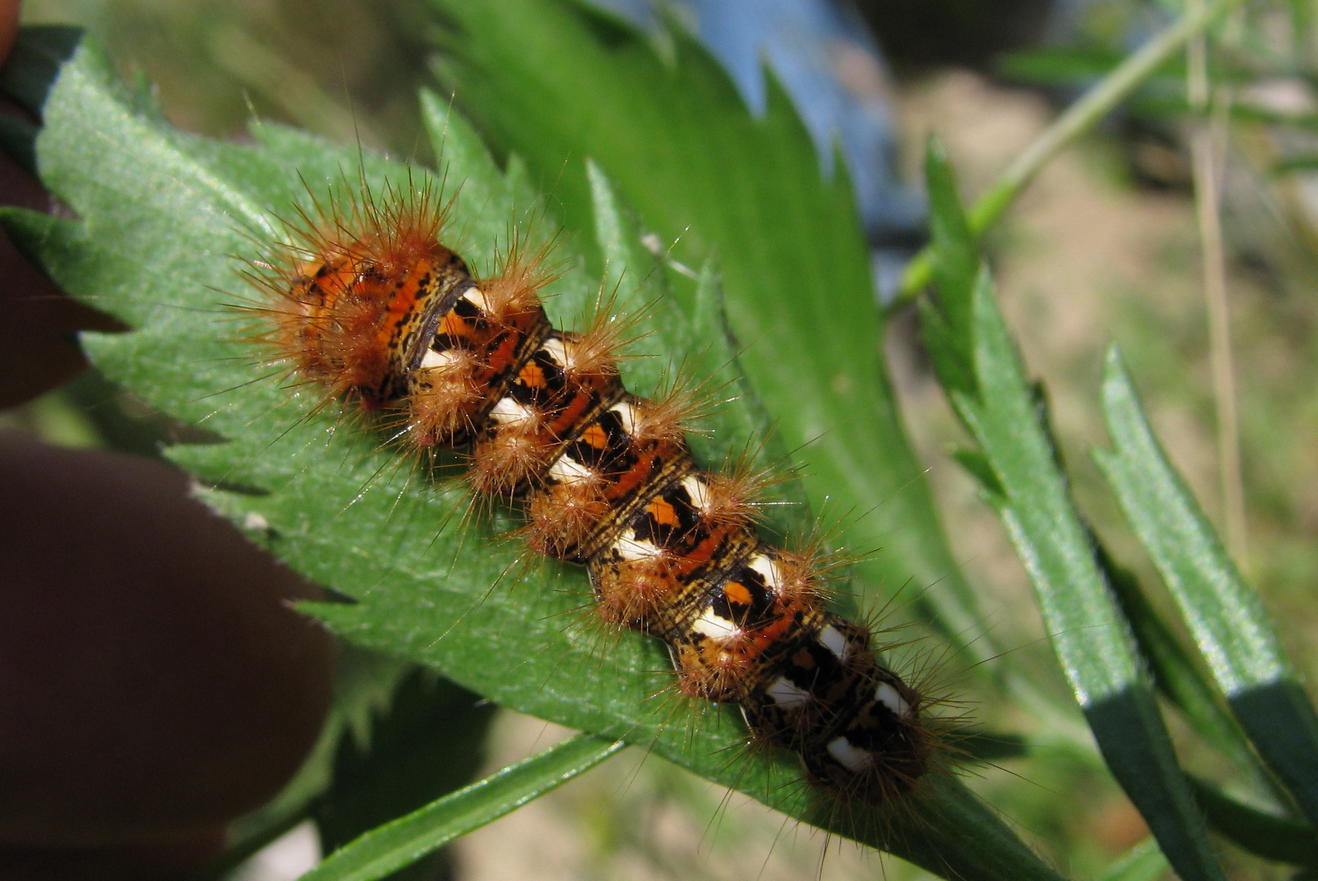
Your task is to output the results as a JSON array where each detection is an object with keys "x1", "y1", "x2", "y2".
[
  {"x1": 919, "y1": 139, "x2": 1226, "y2": 881},
  {"x1": 1095, "y1": 349, "x2": 1318, "y2": 825},
  {"x1": 300, "y1": 735, "x2": 625, "y2": 881}
]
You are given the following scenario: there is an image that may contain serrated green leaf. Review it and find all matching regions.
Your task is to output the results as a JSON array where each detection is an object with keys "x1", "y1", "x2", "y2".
[
  {"x1": 1095, "y1": 347, "x2": 1318, "y2": 825},
  {"x1": 924, "y1": 137, "x2": 978, "y2": 400},
  {"x1": 920, "y1": 142, "x2": 1227, "y2": 881},
  {"x1": 950, "y1": 447, "x2": 1005, "y2": 498}
]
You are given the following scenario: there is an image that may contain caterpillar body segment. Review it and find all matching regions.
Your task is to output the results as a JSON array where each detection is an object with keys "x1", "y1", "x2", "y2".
[{"x1": 251, "y1": 180, "x2": 936, "y2": 806}]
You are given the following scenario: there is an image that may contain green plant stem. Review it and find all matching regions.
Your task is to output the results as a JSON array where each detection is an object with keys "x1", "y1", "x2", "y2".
[
  {"x1": 1187, "y1": 0, "x2": 1248, "y2": 568},
  {"x1": 890, "y1": 0, "x2": 1253, "y2": 311}
]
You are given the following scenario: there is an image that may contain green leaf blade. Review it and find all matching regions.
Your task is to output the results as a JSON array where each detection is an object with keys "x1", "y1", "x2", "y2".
[
  {"x1": 1096, "y1": 347, "x2": 1318, "y2": 824},
  {"x1": 921, "y1": 143, "x2": 1228, "y2": 881},
  {"x1": 300, "y1": 734, "x2": 625, "y2": 881},
  {"x1": 1098, "y1": 549, "x2": 1261, "y2": 783}
]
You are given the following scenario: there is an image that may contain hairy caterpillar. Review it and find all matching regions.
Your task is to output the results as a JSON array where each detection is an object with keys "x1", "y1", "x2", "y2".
[
  {"x1": 3, "y1": 26, "x2": 1048, "y2": 881},
  {"x1": 245, "y1": 174, "x2": 940, "y2": 808}
]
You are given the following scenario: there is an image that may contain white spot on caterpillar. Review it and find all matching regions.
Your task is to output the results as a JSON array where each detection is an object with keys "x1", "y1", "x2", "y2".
[
  {"x1": 827, "y1": 737, "x2": 875, "y2": 773},
  {"x1": 766, "y1": 675, "x2": 812, "y2": 708},
  {"x1": 540, "y1": 336, "x2": 569, "y2": 367},
  {"x1": 614, "y1": 533, "x2": 661, "y2": 562},
  {"x1": 419, "y1": 347, "x2": 462, "y2": 371},
  {"x1": 819, "y1": 624, "x2": 848, "y2": 660},
  {"x1": 462, "y1": 286, "x2": 491, "y2": 313},
  {"x1": 681, "y1": 473, "x2": 710, "y2": 511},
  {"x1": 746, "y1": 553, "x2": 782, "y2": 589},
  {"x1": 548, "y1": 453, "x2": 594, "y2": 484},
  {"x1": 611, "y1": 399, "x2": 639, "y2": 434},
  {"x1": 876, "y1": 682, "x2": 913, "y2": 719},
  {"x1": 488, "y1": 396, "x2": 535, "y2": 427},
  {"x1": 691, "y1": 606, "x2": 739, "y2": 640}
]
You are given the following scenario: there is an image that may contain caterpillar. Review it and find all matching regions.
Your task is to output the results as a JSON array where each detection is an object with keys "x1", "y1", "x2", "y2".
[
  {"x1": 245, "y1": 174, "x2": 940, "y2": 809},
  {"x1": 0, "y1": 21, "x2": 992, "y2": 875}
]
